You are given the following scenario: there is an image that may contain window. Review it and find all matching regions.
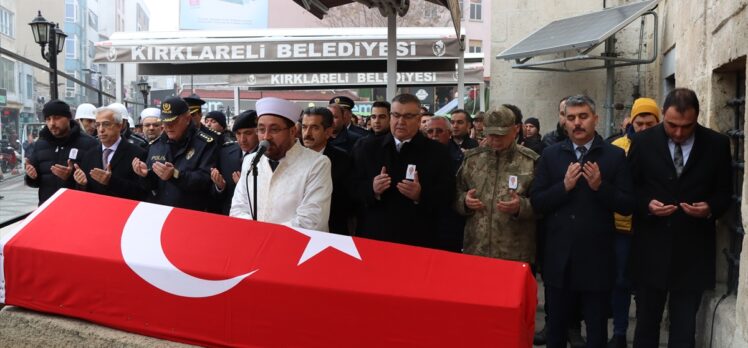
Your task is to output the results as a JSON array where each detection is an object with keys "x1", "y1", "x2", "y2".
[
  {"x1": 66, "y1": 35, "x2": 78, "y2": 59},
  {"x1": 65, "y1": 0, "x2": 78, "y2": 23},
  {"x1": 0, "y1": 6, "x2": 14, "y2": 38},
  {"x1": 468, "y1": 40, "x2": 482, "y2": 53},
  {"x1": 26, "y1": 74, "x2": 33, "y2": 99},
  {"x1": 424, "y1": 4, "x2": 439, "y2": 18},
  {"x1": 65, "y1": 71, "x2": 78, "y2": 98},
  {"x1": 459, "y1": 1, "x2": 464, "y2": 21},
  {"x1": 88, "y1": 40, "x2": 95, "y2": 58},
  {"x1": 469, "y1": 0, "x2": 482, "y2": 21},
  {"x1": 88, "y1": 10, "x2": 98, "y2": 30},
  {"x1": 0, "y1": 58, "x2": 16, "y2": 93}
]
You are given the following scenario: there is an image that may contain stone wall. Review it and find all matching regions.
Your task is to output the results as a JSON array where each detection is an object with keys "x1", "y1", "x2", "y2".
[
  {"x1": 491, "y1": 0, "x2": 748, "y2": 345},
  {"x1": 490, "y1": 0, "x2": 659, "y2": 136}
]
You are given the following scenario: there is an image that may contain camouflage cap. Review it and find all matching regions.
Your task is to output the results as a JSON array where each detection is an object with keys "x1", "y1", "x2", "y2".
[{"x1": 483, "y1": 106, "x2": 516, "y2": 136}]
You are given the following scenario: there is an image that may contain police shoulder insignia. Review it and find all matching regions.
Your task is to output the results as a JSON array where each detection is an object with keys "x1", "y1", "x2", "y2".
[
  {"x1": 223, "y1": 140, "x2": 237, "y2": 147},
  {"x1": 197, "y1": 131, "x2": 214, "y2": 143},
  {"x1": 186, "y1": 148, "x2": 195, "y2": 160}
]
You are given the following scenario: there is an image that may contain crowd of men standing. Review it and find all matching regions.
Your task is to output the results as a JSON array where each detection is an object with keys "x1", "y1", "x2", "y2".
[{"x1": 24, "y1": 87, "x2": 731, "y2": 348}]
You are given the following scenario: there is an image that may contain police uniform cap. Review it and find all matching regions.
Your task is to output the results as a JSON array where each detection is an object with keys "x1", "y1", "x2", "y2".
[
  {"x1": 232, "y1": 110, "x2": 258, "y2": 132},
  {"x1": 160, "y1": 97, "x2": 189, "y2": 122},
  {"x1": 484, "y1": 106, "x2": 516, "y2": 136},
  {"x1": 256, "y1": 97, "x2": 302, "y2": 123},
  {"x1": 329, "y1": 96, "x2": 355, "y2": 109}
]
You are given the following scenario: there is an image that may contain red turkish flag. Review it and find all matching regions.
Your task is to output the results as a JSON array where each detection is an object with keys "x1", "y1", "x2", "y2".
[{"x1": 1, "y1": 189, "x2": 536, "y2": 347}]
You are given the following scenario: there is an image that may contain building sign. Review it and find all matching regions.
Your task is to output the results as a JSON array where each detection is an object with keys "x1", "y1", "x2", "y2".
[
  {"x1": 228, "y1": 69, "x2": 483, "y2": 88},
  {"x1": 95, "y1": 38, "x2": 461, "y2": 63},
  {"x1": 180, "y1": 0, "x2": 268, "y2": 30}
]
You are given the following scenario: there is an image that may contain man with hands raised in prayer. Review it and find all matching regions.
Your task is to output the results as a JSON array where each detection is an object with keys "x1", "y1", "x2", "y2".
[
  {"x1": 72, "y1": 105, "x2": 146, "y2": 200},
  {"x1": 456, "y1": 105, "x2": 539, "y2": 261},
  {"x1": 531, "y1": 95, "x2": 633, "y2": 348},
  {"x1": 351, "y1": 93, "x2": 453, "y2": 249}
]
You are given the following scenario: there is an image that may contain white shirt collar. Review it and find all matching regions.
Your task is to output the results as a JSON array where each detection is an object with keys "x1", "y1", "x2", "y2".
[{"x1": 102, "y1": 136, "x2": 122, "y2": 152}]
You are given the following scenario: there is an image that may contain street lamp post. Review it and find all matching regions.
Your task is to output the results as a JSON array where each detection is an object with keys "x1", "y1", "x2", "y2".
[
  {"x1": 29, "y1": 11, "x2": 66, "y2": 100},
  {"x1": 137, "y1": 77, "x2": 151, "y2": 107}
]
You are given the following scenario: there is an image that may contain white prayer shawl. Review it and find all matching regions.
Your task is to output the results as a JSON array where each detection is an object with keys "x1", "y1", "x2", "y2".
[{"x1": 230, "y1": 140, "x2": 333, "y2": 231}]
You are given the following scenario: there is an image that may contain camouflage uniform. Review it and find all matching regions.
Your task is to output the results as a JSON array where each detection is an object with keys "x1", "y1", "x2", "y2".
[{"x1": 455, "y1": 107, "x2": 539, "y2": 263}]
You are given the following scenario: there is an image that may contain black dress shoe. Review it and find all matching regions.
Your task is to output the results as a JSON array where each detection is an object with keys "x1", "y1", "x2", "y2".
[
  {"x1": 533, "y1": 325, "x2": 547, "y2": 345},
  {"x1": 568, "y1": 327, "x2": 586, "y2": 348},
  {"x1": 607, "y1": 335, "x2": 627, "y2": 348}
]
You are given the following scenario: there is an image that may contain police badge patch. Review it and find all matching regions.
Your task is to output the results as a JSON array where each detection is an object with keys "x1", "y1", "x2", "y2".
[{"x1": 186, "y1": 148, "x2": 195, "y2": 160}]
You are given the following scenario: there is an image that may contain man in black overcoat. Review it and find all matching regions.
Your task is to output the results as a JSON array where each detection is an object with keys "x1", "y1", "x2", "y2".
[
  {"x1": 351, "y1": 94, "x2": 454, "y2": 249},
  {"x1": 629, "y1": 88, "x2": 732, "y2": 348},
  {"x1": 531, "y1": 95, "x2": 633, "y2": 348}
]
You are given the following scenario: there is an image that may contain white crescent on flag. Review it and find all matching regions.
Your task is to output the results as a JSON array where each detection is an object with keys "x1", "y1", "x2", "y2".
[{"x1": 121, "y1": 202, "x2": 257, "y2": 298}]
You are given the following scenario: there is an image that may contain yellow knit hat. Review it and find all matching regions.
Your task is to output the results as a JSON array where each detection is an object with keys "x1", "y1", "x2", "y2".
[{"x1": 630, "y1": 98, "x2": 660, "y2": 121}]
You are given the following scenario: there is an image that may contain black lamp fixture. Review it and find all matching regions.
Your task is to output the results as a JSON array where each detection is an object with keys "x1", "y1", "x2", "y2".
[
  {"x1": 29, "y1": 11, "x2": 67, "y2": 100},
  {"x1": 137, "y1": 77, "x2": 152, "y2": 107}
]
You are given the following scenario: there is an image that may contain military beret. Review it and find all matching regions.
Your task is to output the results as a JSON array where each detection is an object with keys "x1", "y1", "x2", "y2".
[{"x1": 232, "y1": 110, "x2": 258, "y2": 132}]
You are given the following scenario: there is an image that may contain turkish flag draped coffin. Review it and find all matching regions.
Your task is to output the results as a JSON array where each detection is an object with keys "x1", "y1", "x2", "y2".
[{"x1": 0, "y1": 189, "x2": 537, "y2": 347}]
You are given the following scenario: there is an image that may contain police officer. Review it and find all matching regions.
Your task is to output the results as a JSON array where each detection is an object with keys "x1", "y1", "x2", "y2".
[
  {"x1": 209, "y1": 110, "x2": 257, "y2": 215},
  {"x1": 184, "y1": 93, "x2": 207, "y2": 129},
  {"x1": 329, "y1": 96, "x2": 369, "y2": 138},
  {"x1": 132, "y1": 96, "x2": 218, "y2": 211},
  {"x1": 455, "y1": 106, "x2": 539, "y2": 263},
  {"x1": 204, "y1": 110, "x2": 234, "y2": 143}
]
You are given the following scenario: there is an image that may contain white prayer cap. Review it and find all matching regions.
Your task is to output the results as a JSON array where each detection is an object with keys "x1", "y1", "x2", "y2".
[
  {"x1": 256, "y1": 97, "x2": 302, "y2": 123},
  {"x1": 140, "y1": 107, "x2": 161, "y2": 121},
  {"x1": 108, "y1": 102, "x2": 135, "y2": 128},
  {"x1": 74, "y1": 103, "x2": 97, "y2": 120}
]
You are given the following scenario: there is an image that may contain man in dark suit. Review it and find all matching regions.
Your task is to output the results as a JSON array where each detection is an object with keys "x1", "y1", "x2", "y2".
[
  {"x1": 209, "y1": 110, "x2": 258, "y2": 215},
  {"x1": 531, "y1": 95, "x2": 634, "y2": 348},
  {"x1": 351, "y1": 93, "x2": 454, "y2": 249},
  {"x1": 301, "y1": 107, "x2": 353, "y2": 235},
  {"x1": 629, "y1": 88, "x2": 732, "y2": 348},
  {"x1": 72, "y1": 105, "x2": 147, "y2": 201}
]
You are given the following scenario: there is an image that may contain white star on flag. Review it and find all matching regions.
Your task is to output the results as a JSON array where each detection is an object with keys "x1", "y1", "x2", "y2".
[{"x1": 292, "y1": 227, "x2": 362, "y2": 265}]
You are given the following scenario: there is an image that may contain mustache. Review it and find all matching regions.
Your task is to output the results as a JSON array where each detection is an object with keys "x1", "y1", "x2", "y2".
[{"x1": 573, "y1": 127, "x2": 585, "y2": 132}]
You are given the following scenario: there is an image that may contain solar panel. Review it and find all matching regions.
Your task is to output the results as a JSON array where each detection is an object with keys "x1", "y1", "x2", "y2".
[{"x1": 497, "y1": 0, "x2": 659, "y2": 60}]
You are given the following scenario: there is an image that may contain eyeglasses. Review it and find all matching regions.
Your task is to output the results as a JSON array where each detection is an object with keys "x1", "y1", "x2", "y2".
[
  {"x1": 390, "y1": 112, "x2": 420, "y2": 120},
  {"x1": 94, "y1": 121, "x2": 116, "y2": 129},
  {"x1": 426, "y1": 128, "x2": 446, "y2": 135},
  {"x1": 257, "y1": 126, "x2": 290, "y2": 135}
]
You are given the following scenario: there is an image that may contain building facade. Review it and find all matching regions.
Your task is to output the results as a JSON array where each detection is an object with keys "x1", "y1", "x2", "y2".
[{"x1": 490, "y1": 0, "x2": 747, "y2": 345}]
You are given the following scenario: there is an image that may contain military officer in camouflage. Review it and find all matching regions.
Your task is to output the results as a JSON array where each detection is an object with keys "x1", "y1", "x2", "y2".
[{"x1": 455, "y1": 105, "x2": 539, "y2": 263}]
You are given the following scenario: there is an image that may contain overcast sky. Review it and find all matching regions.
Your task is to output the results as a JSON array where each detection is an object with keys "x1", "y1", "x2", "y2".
[{"x1": 143, "y1": 0, "x2": 179, "y2": 31}]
